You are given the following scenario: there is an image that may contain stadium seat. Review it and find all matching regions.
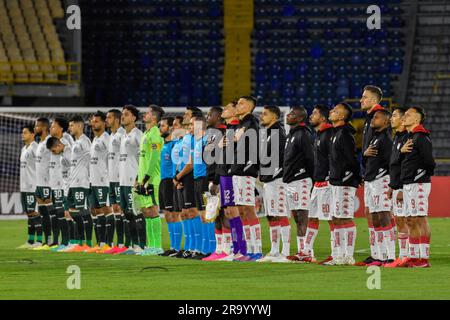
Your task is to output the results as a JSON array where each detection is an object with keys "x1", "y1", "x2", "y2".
[{"x1": 251, "y1": 0, "x2": 405, "y2": 106}]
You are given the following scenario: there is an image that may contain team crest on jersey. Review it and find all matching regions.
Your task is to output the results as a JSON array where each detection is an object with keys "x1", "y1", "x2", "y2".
[{"x1": 112, "y1": 138, "x2": 120, "y2": 147}]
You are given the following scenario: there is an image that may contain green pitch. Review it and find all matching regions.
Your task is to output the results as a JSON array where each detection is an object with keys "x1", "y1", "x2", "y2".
[{"x1": 1, "y1": 218, "x2": 450, "y2": 300}]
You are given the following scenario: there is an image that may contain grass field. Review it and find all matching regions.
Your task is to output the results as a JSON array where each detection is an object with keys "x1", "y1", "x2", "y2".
[{"x1": 1, "y1": 218, "x2": 450, "y2": 300}]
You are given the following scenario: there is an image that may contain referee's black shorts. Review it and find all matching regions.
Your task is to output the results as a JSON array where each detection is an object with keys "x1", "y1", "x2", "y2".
[
  {"x1": 175, "y1": 188, "x2": 183, "y2": 212},
  {"x1": 194, "y1": 176, "x2": 209, "y2": 211},
  {"x1": 180, "y1": 172, "x2": 196, "y2": 209},
  {"x1": 159, "y1": 178, "x2": 174, "y2": 212}
]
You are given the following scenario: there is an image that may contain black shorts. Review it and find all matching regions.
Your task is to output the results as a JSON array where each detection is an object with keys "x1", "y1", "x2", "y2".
[
  {"x1": 67, "y1": 187, "x2": 89, "y2": 210},
  {"x1": 109, "y1": 182, "x2": 120, "y2": 205},
  {"x1": 180, "y1": 172, "x2": 196, "y2": 209},
  {"x1": 175, "y1": 188, "x2": 183, "y2": 212},
  {"x1": 51, "y1": 189, "x2": 64, "y2": 210},
  {"x1": 21, "y1": 192, "x2": 36, "y2": 214},
  {"x1": 159, "y1": 178, "x2": 174, "y2": 212},
  {"x1": 194, "y1": 176, "x2": 208, "y2": 211}
]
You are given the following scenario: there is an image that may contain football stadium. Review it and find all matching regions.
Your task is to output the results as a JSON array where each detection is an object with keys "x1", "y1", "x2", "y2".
[{"x1": 1, "y1": 0, "x2": 450, "y2": 303}]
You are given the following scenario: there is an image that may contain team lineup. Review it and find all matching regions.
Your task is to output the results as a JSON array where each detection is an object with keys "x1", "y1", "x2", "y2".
[{"x1": 17, "y1": 85, "x2": 436, "y2": 268}]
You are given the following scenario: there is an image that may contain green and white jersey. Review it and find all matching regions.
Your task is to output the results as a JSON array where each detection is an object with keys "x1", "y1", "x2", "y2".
[
  {"x1": 90, "y1": 131, "x2": 110, "y2": 187},
  {"x1": 20, "y1": 141, "x2": 38, "y2": 192},
  {"x1": 49, "y1": 133, "x2": 74, "y2": 191},
  {"x1": 35, "y1": 135, "x2": 51, "y2": 188},
  {"x1": 119, "y1": 127, "x2": 143, "y2": 187},
  {"x1": 61, "y1": 135, "x2": 73, "y2": 195},
  {"x1": 68, "y1": 134, "x2": 91, "y2": 188},
  {"x1": 108, "y1": 126, "x2": 126, "y2": 183}
]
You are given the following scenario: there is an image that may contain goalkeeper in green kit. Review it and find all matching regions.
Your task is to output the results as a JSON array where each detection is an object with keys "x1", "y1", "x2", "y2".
[{"x1": 135, "y1": 105, "x2": 165, "y2": 256}]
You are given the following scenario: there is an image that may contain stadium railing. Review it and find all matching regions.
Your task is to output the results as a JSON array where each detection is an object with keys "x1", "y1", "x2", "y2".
[{"x1": 0, "y1": 61, "x2": 81, "y2": 84}]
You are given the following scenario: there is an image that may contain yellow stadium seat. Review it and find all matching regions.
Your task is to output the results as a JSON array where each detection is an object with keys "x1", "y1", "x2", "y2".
[{"x1": 2, "y1": 0, "x2": 70, "y2": 84}]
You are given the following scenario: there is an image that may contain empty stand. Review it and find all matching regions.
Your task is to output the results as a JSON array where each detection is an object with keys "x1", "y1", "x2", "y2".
[
  {"x1": 81, "y1": 0, "x2": 224, "y2": 107},
  {"x1": 0, "y1": 0, "x2": 75, "y2": 85},
  {"x1": 251, "y1": 0, "x2": 406, "y2": 108},
  {"x1": 405, "y1": 0, "x2": 450, "y2": 175}
]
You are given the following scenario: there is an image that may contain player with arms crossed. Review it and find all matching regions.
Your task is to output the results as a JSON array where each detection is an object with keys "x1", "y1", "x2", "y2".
[
  {"x1": 118, "y1": 105, "x2": 144, "y2": 255},
  {"x1": 325, "y1": 103, "x2": 361, "y2": 265},
  {"x1": 136, "y1": 105, "x2": 165, "y2": 256},
  {"x1": 103, "y1": 109, "x2": 127, "y2": 254},
  {"x1": 64, "y1": 116, "x2": 93, "y2": 252},
  {"x1": 17, "y1": 125, "x2": 42, "y2": 249},
  {"x1": 304, "y1": 105, "x2": 335, "y2": 264},
  {"x1": 33, "y1": 118, "x2": 53, "y2": 250},
  {"x1": 400, "y1": 107, "x2": 435, "y2": 268},
  {"x1": 283, "y1": 106, "x2": 314, "y2": 262}
]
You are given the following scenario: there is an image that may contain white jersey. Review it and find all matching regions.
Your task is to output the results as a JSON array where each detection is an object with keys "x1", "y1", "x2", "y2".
[
  {"x1": 119, "y1": 127, "x2": 143, "y2": 187},
  {"x1": 108, "y1": 127, "x2": 126, "y2": 183},
  {"x1": 62, "y1": 132, "x2": 75, "y2": 146},
  {"x1": 61, "y1": 137, "x2": 73, "y2": 195},
  {"x1": 68, "y1": 134, "x2": 91, "y2": 188},
  {"x1": 35, "y1": 135, "x2": 52, "y2": 188},
  {"x1": 90, "y1": 131, "x2": 110, "y2": 187},
  {"x1": 49, "y1": 134, "x2": 74, "y2": 191},
  {"x1": 20, "y1": 141, "x2": 38, "y2": 192}
]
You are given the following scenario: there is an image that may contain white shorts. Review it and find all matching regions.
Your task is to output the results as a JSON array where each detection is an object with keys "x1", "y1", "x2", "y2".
[
  {"x1": 403, "y1": 182, "x2": 431, "y2": 217},
  {"x1": 392, "y1": 189, "x2": 406, "y2": 217},
  {"x1": 364, "y1": 176, "x2": 392, "y2": 213},
  {"x1": 232, "y1": 175, "x2": 256, "y2": 206},
  {"x1": 262, "y1": 179, "x2": 288, "y2": 217},
  {"x1": 285, "y1": 178, "x2": 312, "y2": 211},
  {"x1": 309, "y1": 182, "x2": 332, "y2": 221},
  {"x1": 331, "y1": 185, "x2": 357, "y2": 219}
]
